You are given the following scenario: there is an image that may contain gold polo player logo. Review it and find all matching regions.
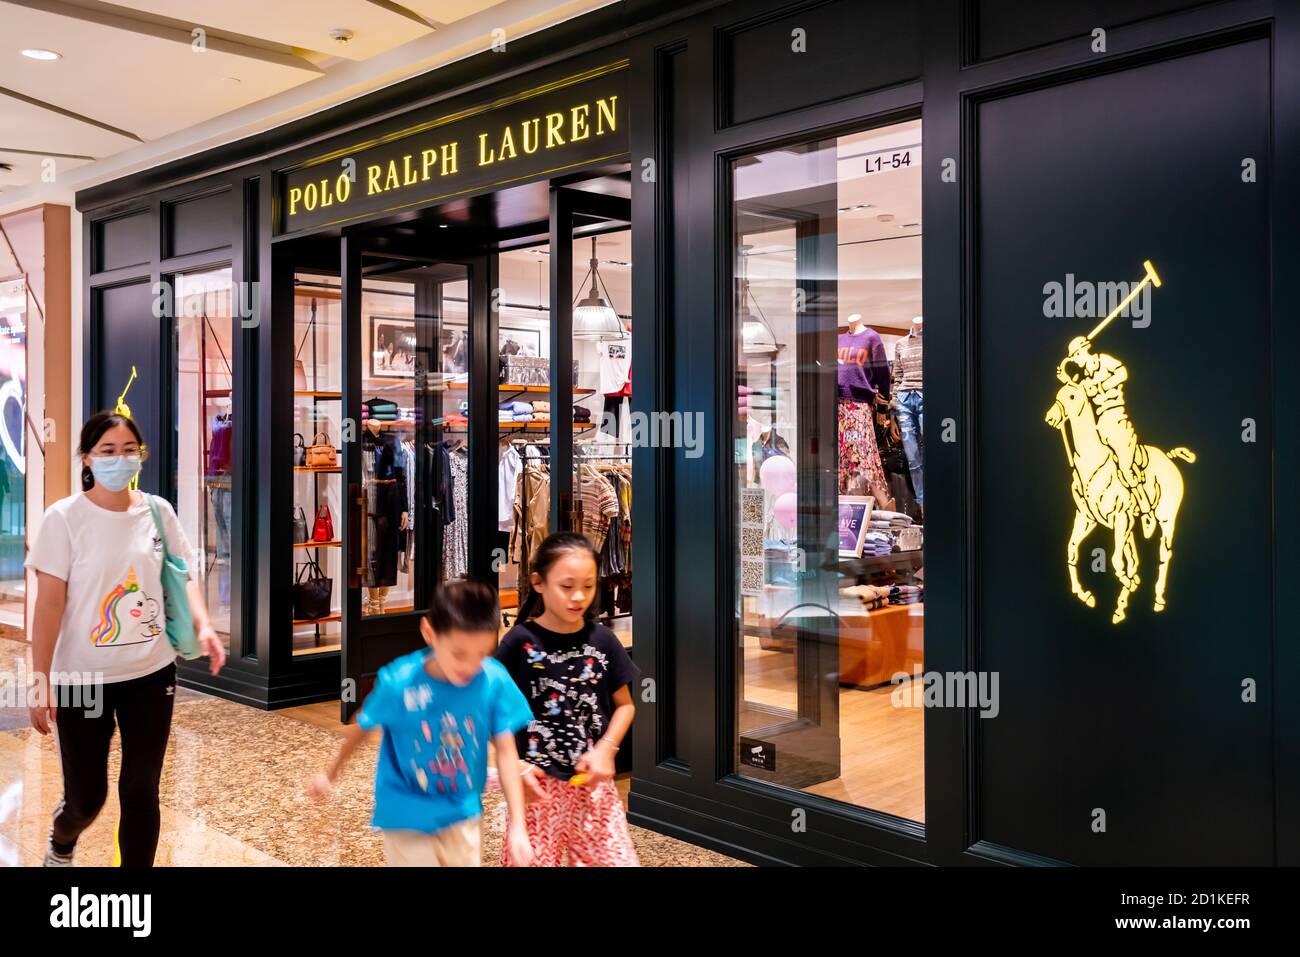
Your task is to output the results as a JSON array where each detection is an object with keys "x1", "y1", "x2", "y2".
[{"x1": 1044, "y1": 261, "x2": 1195, "y2": 623}]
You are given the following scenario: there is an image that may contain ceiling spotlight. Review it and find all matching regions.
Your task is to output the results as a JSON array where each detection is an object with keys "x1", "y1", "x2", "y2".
[
  {"x1": 21, "y1": 49, "x2": 61, "y2": 61},
  {"x1": 330, "y1": 29, "x2": 354, "y2": 44}
]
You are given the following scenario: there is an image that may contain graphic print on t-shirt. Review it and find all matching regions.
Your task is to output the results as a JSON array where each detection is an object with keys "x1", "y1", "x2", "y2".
[
  {"x1": 408, "y1": 709, "x2": 480, "y2": 795},
  {"x1": 89, "y1": 566, "x2": 162, "y2": 646},
  {"x1": 523, "y1": 643, "x2": 612, "y2": 772}
]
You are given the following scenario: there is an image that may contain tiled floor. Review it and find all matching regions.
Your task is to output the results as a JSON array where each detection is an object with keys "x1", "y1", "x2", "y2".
[{"x1": 0, "y1": 638, "x2": 742, "y2": 867}]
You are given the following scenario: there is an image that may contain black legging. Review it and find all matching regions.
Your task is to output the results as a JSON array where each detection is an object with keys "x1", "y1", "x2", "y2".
[{"x1": 51, "y1": 663, "x2": 176, "y2": 866}]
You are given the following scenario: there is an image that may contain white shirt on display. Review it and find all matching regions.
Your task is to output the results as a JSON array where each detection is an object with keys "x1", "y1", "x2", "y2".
[{"x1": 598, "y1": 339, "x2": 631, "y2": 396}]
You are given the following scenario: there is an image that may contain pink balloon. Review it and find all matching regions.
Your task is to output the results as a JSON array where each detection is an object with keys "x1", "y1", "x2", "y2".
[
  {"x1": 760, "y1": 455, "x2": 797, "y2": 497},
  {"x1": 772, "y1": 492, "x2": 798, "y2": 527}
]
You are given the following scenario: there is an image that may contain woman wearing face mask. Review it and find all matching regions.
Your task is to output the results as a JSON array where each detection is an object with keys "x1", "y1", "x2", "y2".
[{"x1": 26, "y1": 412, "x2": 226, "y2": 866}]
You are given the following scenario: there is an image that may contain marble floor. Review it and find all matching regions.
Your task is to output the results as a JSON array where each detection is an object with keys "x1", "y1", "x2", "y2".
[{"x1": 0, "y1": 638, "x2": 742, "y2": 867}]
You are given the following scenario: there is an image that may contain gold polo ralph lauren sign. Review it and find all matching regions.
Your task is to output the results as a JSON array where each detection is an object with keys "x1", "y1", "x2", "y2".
[{"x1": 277, "y1": 62, "x2": 629, "y2": 233}]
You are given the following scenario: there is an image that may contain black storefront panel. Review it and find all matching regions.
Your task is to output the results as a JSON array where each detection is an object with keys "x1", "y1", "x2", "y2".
[
  {"x1": 974, "y1": 38, "x2": 1271, "y2": 864},
  {"x1": 973, "y1": 0, "x2": 1218, "y2": 61},
  {"x1": 93, "y1": 280, "x2": 162, "y2": 493}
]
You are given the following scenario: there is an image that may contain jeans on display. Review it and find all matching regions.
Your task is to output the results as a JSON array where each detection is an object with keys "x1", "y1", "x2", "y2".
[
  {"x1": 895, "y1": 389, "x2": 924, "y2": 505},
  {"x1": 210, "y1": 485, "x2": 231, "y2": 607}
]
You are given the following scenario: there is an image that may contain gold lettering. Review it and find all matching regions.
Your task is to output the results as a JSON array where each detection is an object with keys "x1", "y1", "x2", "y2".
[
  {"x1": 521, "y1": 118, "x2": 540, "y2": 154},
  {"x1": 478, "y1": 132, "x2": 495, "y2": 166},
  {"x1": 546, "y1": 111, "x2": 565, "y2": 148},
  {"x1": 384, "y1": 160, "x2": 400, "y2": 191},
  {"x1": 289, "y1": 187, "x2": 301, "y2": 216},
  {"x1": 499, "y1": 126, "x2": 517, "y2": 161},
  {"x1": 402, "y1": 154, "x2": 417, "y2": 186},
  {"x1": 367, "y1": 164, "x2": 382, "y2": 195},
  {"x1": 318, "y1": 178, "x2": 333, "y2": 207},
  {"x1": 336, "y1": 173, "x2": 351, "y2": 204},
  {"x1": 442, "y1": 141, "x2": 458, "y2": 175},
  {"x1": 422, "y1": 148, "x2": 437, "y2": 180},
  {"x1": 304, "y1": 182, "x2": 318, "y2": 211},
  {"x1": 571, "y1": 104, "x2": 590, "y2": 141},
  {"x1": 596, "y1": 96, "x2": 617, "y2": 135}
]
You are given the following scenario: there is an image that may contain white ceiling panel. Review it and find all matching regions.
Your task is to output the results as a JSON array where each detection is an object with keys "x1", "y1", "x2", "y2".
[
  {"x1": 0, "y1": 90, "x2": 140, "y2": 157},
  {"x1": 113, "y1": 0, "x2": 435, "y2": 60},
  {"x1": 0, "y1": 1, "x2": 322, "y2": 141},
  {"x1": 402, "y1": 0, "x2": 508, "y2": 26},
  {"x1": 0, "y1": 148, "x2": 94, "y2": 192}
]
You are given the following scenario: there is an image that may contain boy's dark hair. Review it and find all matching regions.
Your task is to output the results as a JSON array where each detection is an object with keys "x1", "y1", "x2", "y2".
[{"x1": 424, "y1": 578, "x2": 500, "y2": 635}]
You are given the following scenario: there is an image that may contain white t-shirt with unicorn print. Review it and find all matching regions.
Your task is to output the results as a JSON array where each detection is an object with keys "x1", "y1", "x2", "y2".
[{"x1": 27, "y1": 491, "x2": 192, "y2": 685}]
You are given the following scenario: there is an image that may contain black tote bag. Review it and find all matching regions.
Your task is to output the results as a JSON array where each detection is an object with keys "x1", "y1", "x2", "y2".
[{"x1": 291, "y1": 556, "x2": 333, "y2": 621}]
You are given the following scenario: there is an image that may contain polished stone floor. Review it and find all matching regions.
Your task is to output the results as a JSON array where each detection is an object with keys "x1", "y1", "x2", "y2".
[{"x1": 0, "y1": 638, "x2": 741, "y2": 867}]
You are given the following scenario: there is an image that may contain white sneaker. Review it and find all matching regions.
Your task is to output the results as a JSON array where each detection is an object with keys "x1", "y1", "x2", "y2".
[{"x1": 43, "y1": 842, "x2": 74, "y2": 867}]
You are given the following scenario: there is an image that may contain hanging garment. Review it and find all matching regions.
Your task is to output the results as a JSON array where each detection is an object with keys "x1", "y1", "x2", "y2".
[
  {"x1": 837, "y1": 400, "x2": 889, "y2": 503},
  {"x1": 578, "y1": 467, "x2": 620, "y2": 552},
  {"x1": 209, "y1": 414, "x2": 232, "y2": 474},
  {"x1": 442, "y1": 448, "x2": 469, "y2": 579},
  {"x1": 363, "y1": 430, "x2": 408, "y2": 588},
  {"x1": 499, "y1": 444, "x2": 522, "y2": 532}
]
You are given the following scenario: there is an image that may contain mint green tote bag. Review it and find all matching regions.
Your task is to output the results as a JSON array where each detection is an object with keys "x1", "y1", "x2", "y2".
[{"x1": 148, "y1": 495, "x2": 202, "y2": 660}]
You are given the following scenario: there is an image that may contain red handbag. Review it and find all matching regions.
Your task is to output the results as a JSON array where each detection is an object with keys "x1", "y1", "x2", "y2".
[{"x1": 311, "y1": 505, "x2": 334, "y2": 542}]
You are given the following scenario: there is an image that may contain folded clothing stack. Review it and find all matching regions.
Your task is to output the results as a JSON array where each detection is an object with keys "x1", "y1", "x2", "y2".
[
  {"x1": 500, "y1": 400, "x2": 535, "y2": 422},
  {"x1": 363, "y1": 399, "x2": 399, "y2": 422},
  {"x1": 533, "y1": 400, "x2": 551, "y2": 415},
  {"x1": 889, "y1": 584, "x2": 924, "y2": 605},
  {"x1": 860, "y1": 530, "x2": 894, "y2": 557},
  {"x1": 840, "y1": 583, "x2": 892, "y2": 612},
  {"x1": 573, "y1": 405, "x2": 592, "y2": 423}
]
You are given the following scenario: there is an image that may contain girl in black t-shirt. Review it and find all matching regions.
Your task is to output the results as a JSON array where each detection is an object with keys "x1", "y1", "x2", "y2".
[{"x1": 493, "y1": 532, "x2": 639, "y2": 866}]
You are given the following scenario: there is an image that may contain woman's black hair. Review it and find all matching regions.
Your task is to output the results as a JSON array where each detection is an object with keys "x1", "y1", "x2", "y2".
[
  {"x1": 78, "y1": 412, "x2": 145, "y2": 491},
  {"x1": 525, "y1": 531, "x2": 600, "y2": 620}
]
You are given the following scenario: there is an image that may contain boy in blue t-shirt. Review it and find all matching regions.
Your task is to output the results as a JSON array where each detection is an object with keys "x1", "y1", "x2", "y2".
[{"x1": 309, "y1": 579, "x2": 534, "y2": 866}]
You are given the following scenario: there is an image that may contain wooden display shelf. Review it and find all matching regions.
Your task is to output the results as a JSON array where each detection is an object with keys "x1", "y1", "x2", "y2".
[
  {"x1": 295, "y1": 390, "x2": 342, "y2": 398},
  {"x1": 203, "y1": 388, "x2": 232, "y2": 398},
  {"x1": 293, "y1": 642, "x2": 341, "y2": 657},
  {"x1": 437, "y1": 383, "x2": 596, "y2": 396},
  {"x1": 499, "y1": 418, "x2": 596, "y2": 432},
  {"x1": 293, "y1": 540, "x2": 341, "y2": 548},
  {"x1": 292, "y1": 613, "x2": 341, "y2": 626},
  {"x1": 294, "y1": 465, "x2": 341, "y2": 473}
]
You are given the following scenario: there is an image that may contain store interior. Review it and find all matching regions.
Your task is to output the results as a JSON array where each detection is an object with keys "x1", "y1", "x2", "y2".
[
  {"x1": 285, "y1": 210, "x2": 634, "y2": 660},
  {"x1": 735, "y1": 118, "x2": 925, "y2": 822}
]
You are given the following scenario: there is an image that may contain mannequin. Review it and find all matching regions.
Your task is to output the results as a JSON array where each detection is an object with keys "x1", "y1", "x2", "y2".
[
  {"x1": 836, "y1": 313, "x2": 893, "y2": 508},
  {"x1": 361, "y1": 417, "x2": 409, "y2": 615},
  {"x1": 599, "y1": 320, "x2": 632, "y2": 438},
  {"x1": 892, "y1": 315, "x2": 924, "y2": 510}
]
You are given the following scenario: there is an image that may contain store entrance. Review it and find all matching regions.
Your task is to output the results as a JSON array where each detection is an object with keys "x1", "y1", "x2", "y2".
[{"x1": 282, "y1": 172, "x2": 632, "y2": 720}]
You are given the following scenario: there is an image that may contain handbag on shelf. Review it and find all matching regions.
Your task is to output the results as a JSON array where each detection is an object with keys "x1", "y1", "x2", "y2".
[
  {"x1": 306, "y1": 431, "x2": 337, "y2": 468},
  {"x1": 311, "y1": 505, "x2": 334, "y2": 543},
  {"x1": 293, "y1": 433, "x2": 307, "y2": 467},
  {"x1": 291, "y1": 555, "x2": 333, "y2": 621},
  {"x1": 147, "y1": 495, "x2": 202, "y2": 660},
  {"x1": 292, "y1": 506, "x2": 309, "y2": 544}
]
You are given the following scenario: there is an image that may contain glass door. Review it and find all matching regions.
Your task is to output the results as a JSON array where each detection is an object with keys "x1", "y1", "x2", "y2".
[{"x1": 340, "y1": 242, "x2": 486, "y2": 719}]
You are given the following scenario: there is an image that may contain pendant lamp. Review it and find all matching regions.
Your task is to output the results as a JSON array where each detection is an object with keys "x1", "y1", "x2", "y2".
[
  {"x1": 572, "y1": 236, "x2": 626, "y2": 341},
  {"x1": 738, "y1": 246, "x2": 778, "y2": 356}
]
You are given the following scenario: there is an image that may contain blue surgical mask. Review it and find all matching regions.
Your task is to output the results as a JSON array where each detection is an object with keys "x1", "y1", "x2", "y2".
[{"x1": 89, "y1": 454, "x2": 141, "y2": 491}]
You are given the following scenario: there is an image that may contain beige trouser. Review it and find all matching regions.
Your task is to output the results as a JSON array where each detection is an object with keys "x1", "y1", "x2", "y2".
[{"x1": 382, "y1": 817, "x2": 481, "y2": 867}]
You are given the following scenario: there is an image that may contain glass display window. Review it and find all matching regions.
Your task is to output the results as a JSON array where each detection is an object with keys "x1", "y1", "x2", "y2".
[{"x1": 732, "y1": 119, "x2": 924, "y2": 821}]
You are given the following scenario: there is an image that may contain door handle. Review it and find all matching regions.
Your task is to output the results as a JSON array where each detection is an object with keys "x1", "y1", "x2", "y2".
[{"x1": 348, "y1": 483, "x2": 368, "y2": 587}]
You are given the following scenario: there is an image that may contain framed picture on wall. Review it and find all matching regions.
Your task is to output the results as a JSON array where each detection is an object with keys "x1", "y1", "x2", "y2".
[
  {"x1": 438, "y1": 323, "x2": 543, "y2": 376},
  {"x1": 369, "y1": 316, "x2": 417, "y2": 378}
]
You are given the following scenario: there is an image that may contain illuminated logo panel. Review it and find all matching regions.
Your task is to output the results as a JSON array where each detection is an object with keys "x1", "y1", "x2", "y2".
[{"x1": 1043, "y1": 261, "x2": 1195, "y2": 624}]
